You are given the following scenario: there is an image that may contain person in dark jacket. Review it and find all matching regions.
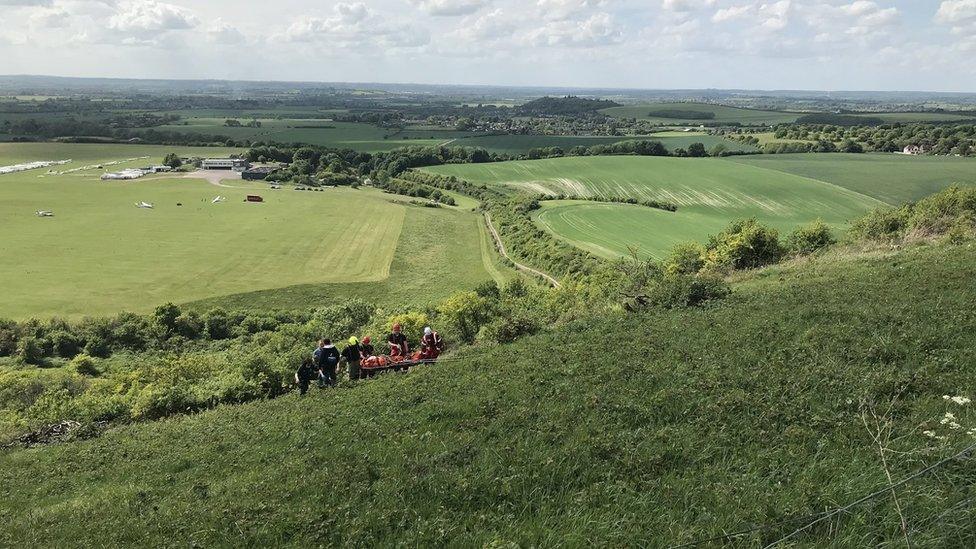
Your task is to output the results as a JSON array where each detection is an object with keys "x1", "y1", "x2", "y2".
[
  {"x1": 342, "y1": 336, "x2": 362, "y2": 380},
  {"x1": 295, "y1": 357, "x2": 316, "y2": 395},
  {"x1": 388, "y1": 323, "x2": 410, "y2": 372},
  {"x1": 314, "y1": 338, "x2": 340, "y2": 387}
]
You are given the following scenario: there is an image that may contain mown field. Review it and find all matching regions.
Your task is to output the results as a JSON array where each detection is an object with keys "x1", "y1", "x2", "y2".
[
  {"x1": 3, "y1": 242, "x2": 974, "y2": 547},
  {"x1": 425, "y1": 156, "x2": 882, "y2": 258},
  {"x1": 446, "y1": 133, "x2": 754, "y2": 154},
  {"x1": 1, "y1": 143, "x2": 503, "y2": 318},
  {"x1": 727, "y1": 153, "x2": 976, "y2": 205},
  {"x1": 601, "y1": 102, "x2": 801, "y2": 125}
]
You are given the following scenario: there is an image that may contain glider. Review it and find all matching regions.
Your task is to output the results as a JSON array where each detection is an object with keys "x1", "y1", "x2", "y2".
[{"x1": 35, "y1": 210, "x2": 54, "y2": 217}]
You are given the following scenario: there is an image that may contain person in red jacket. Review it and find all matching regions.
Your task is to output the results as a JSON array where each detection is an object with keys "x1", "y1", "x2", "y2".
[{"x1": 419, "y1": 326, "x2": 443, "y2": 360}]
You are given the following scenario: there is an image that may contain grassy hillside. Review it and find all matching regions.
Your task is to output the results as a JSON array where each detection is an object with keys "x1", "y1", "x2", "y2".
[
  {"x1": 727, "y1": 153, "x2": 976, "y2": 205},
  {"x1": 3, "y1": 241, "x2": 975, "y2": 546},
  {"x1": 424, "y1": 156, "x2": 881, "y2": 258},
  {"x1": 601, "y1": 102, "x2": 801, "y2": 125}
]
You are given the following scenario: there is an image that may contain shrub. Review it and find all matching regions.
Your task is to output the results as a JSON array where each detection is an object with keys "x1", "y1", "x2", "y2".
[
  {"x1": 477, "y1": 313, "x2": 540, "y2": 344},
  {"x1": 664, "y1": 242, "x2": 706, "y2": 275},
  {"x1": 203, "y1": 308, "x2": 233, "y2": 340},
  {"x1": 71, "y1": 354, "x2": 100, "y2": 377},
  {"x1": 475, "y1": 280, "x2": 501, "y2": 300},
  {"x1": 387, "y1": 312, "x2": 430, "y2": 344},
  {"x1": 786, "y1": 219, "x2": 836, "y2": 256},
  {"x1": 648, "y1": 273, "x2": 731, "y2": 309},
  {"x1": 704, "y1": 218, "x2": 784, "y2": 271},
  {"x1": 17, "y1": 336, "x2": 46, "y2": 365},
  {"x1": 848, "y1": 206, "x2": 909, "y2": 241},
  {"x1": 0, "y1": 319, "x2": 19, "y2": 357},
  {"x1": 49, "y1": 330, "x2": 81, "y2": 358},
  {"x1": 437, "y1": 292, "x2": 491, "y2": 344}
]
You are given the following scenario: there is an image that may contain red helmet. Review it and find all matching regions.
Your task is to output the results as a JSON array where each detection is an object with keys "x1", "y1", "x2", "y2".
[
  {"x1": 362, "y1": 336, "x2": 371, "y2": 344},
  {"x1": 392, "y1": 323, "x2": 402, "y2": 331}
]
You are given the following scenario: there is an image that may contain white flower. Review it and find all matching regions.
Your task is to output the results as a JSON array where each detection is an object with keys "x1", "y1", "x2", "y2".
[
  {"x1": 949, "y1": 422, "x2": 963, "y2": 430},
  {"x1": 923, "y1": 430, "x2": 937, "y2": 438},
  {"x1": 944, "y1": 395, "x2": 952, "y2": 400},
  {"x1": 951, "y1": 396, "x2": 972, "y2": 405}
]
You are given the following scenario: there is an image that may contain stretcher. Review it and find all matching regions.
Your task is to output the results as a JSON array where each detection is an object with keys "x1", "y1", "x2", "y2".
[{"x1": 359, "y1": 349, "x2": 441, "y2": 376}]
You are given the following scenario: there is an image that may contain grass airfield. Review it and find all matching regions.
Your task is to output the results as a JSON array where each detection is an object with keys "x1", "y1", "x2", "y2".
[{"x1": 1, "y1": 143, "x2": 501, "y2": 318}]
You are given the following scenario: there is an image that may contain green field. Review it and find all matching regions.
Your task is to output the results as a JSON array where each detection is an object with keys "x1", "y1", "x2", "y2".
[
  {"x1": 601, "y1": 102, "x2": 801, "y2": 125},
  {"x1": 424, "y1": 156, "x2": 883, "y2": 258},
  {"x1": 153, "y1": 118, "x2": 456, "y2": 151},
  {"x1": 727, "y1": 153, "x2": 976, "y2": 204},
  {"x1": 1, "y1": 143, "x2": 504, "y2": 318},
  {"x1": 445, "y1": 133, "x2": 754, "y2": 154}
]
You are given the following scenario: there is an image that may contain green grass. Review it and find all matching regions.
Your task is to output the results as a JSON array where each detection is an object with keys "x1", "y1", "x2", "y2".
[
  {"x1": 186, "y1": 200, "x2": 511, "y2": 313},
  {"x1": 443, "y1": 134, "x2": 754, "y2": 154},
  {"x1": 601, "y1": 102, "x2": 801, "y2": 125},
  {"x1": 3, "y1": 241, "x2": 975, "y2": 546},
  {"x1": 1, "y1": 143, "x2": 507, "y2": 318},
  {"x1": 727, "y1": 153, "x2": 976, "y2": 205},
  {"x1": 424, "y1": 156, "x2": 882, "y2": 258}
]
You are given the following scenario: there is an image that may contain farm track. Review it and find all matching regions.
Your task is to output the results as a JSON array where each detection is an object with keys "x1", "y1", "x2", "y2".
[{"x1": 484, "y1": 212, "x2": 561, "y2": 288}]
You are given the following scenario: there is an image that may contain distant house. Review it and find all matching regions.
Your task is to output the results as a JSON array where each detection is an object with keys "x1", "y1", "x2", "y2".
[
  {"x1": 202, "y1": 158, "x2": 249, "y2": 171},
  {"x1": 242, "y1": 166, "x2": 279, "y2": 181},
  {"x1": 902, "y1": 145, "x2": 925, "y2": 155}
]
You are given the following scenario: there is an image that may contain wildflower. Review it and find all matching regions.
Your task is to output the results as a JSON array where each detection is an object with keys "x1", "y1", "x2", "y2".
[
  {"x1": 923, "y1": 430, "x2": 937, "y2": 438},
  {"x1": 944, "y1": 395, "x2": 952, "y2": 400},
  {"x1": 951, "y1": 396, "x2": 972, "y2": 405},
  {"x1": 949, "y1": 422, "x2": 962, "y2": 430}
]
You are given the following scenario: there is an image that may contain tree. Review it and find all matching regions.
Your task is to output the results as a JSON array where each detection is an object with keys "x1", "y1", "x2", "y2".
[
  {"x1": 163, "y1": 153, "x2": 182, "y2": 169},
  {"x1": 437, "y1": 291, "x2": 490, "y2": 343},
  {"x1": 687, "y1": 142, "x2": 707, "y2": 157}
]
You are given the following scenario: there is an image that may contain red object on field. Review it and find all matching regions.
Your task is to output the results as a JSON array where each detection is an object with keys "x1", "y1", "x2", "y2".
[{"x1": 245, "y1": 195, "x2": 264, "y2": 202}]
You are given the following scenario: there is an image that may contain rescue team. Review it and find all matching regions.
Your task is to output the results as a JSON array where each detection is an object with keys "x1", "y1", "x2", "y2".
[{"x1": 295, "y1": 324, "x2": 444, "y2": 395}]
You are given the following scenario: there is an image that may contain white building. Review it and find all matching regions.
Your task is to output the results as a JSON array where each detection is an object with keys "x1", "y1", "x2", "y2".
[{"x1": 202, "y1": 158, "x2": 249, "y2": 171}]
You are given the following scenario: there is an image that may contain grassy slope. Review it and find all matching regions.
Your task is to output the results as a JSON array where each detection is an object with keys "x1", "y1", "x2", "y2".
[
  {"x1": 601, "y1": 102, "x2": 801, "y2": 125},
  {"x1": 3, "y1": 242, "x2": 975, "y2": 546},
  {"x1": 425, "y1": 156, "x2": 882, "y2": 259},
  {"x1": 726, "y1": 153, "x2": 976, "y2": 205},
  {"x1": 186, "y1": 202, "x2": 510, "y2": 313}
]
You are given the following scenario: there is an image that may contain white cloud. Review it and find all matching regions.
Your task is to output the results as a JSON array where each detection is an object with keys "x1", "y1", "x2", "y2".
[
  {"x1": 412, "y1": 0, "x2": 490, "y2": 16},
  {"x1": 108, "y1": 0, "x2": 197, "y2": 33},
  {"x1": 662, "y1": 0, "x2": 715, "y2": 11},
  {"x1": 280, "y1": 2, "x2": 429, "y2": 50},
  {"x1": 526, "y1": 11, "x2": 621, "y2": 47},
  {"x1": 207, "y1": 18, "x2": 245, "y2": 44},
  {"x1": 712, "y1": 4, "x2": 750, "y2": 23},
  {"x1": 935, "y1": 0, "x2": 976, "y2": 25}
]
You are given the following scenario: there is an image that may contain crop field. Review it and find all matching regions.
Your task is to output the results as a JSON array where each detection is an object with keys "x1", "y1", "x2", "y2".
[
  {"x1": 600, "y1": 102, "x2": 801, "y2": 125},
  {"x1": 0, "y1": 143, "x2": 501, "y2": 318},
  {"x1": 424, "y1": 156, "x2": 884, "y2": 259},
  {"x1": 446, "y1": 133, "x2": 754, "y2": 154},
  {"x1": 152, "y1": 118, "x2": 453, "y2": 151},
  {"x1": 727, "y1": 153, "x2": 976, "y2": 204}
]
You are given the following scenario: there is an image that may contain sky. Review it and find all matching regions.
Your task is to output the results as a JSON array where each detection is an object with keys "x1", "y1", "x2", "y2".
[{"x1": 0, "y1": 0, "x2": 974, "y2": 91}]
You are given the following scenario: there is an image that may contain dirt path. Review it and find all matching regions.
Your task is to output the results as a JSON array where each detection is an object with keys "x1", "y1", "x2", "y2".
[{"x1": 484, "y1": 212, "x2": 561, "y2": 288}]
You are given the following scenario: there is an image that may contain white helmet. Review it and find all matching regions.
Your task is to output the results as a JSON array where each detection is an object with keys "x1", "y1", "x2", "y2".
[{"x1": 424, "y1": 327, "x2": 432, "y2": 335}]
